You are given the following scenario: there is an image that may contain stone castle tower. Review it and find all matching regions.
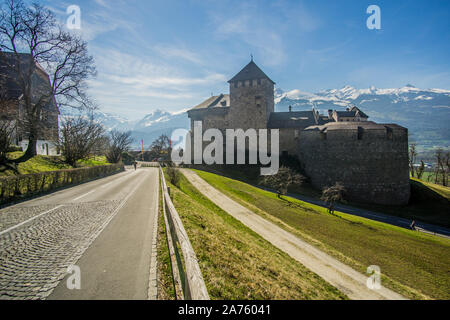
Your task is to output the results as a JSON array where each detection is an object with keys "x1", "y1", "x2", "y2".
[{"x1": 227, "y1": 59, "x2": 275, "y2": 130}]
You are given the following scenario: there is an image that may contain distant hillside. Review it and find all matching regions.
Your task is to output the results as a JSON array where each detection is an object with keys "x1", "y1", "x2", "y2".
[{"x1": 87, "y1": 85, "x2": 449, "y2": 151}]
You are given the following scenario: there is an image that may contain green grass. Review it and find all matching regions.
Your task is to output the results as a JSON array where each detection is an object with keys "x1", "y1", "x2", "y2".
[
  {"x1": 411, "y1": 177, "x2": 450, "y2": 200},
  {"x1": 164, "y1": 169, "x2": 347, "y2": 300},
  {"x1": 194, "y1": 169, "x2": 450, "y2": 300},
  {"x1": 0, "y1": 152, "x2": 110, "y2": 176},
  {"x1": 76, "y1": 156, "x2": 109, "y2": 167},
  {"x1": 193, "y1": 164, "x2": 450, "y2": 228},
  {"x1": 157, "y1": 171, "x2": 176, "y2": 300},
  {"x1": 353, "y1": 178, "x2": 450, "y2": 228},
  {"x1": 414, "y1": 171, "x2": 447, "y2": 186}
]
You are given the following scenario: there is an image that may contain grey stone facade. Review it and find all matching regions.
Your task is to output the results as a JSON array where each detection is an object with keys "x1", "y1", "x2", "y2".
[
  {"x1": 298, "y1": 122, "x2": 410, "y2": 205},
  {"x1": 187, "y1": 60, "x2": 410, "y2": 205},
  {"x1": 0, "y1": 52, "x2": 59, "y2": 155}
]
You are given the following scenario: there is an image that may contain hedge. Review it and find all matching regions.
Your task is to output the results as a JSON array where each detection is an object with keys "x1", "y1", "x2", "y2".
[{"x1": 0, "y1": 163, "x2": 124, "y2": 205}]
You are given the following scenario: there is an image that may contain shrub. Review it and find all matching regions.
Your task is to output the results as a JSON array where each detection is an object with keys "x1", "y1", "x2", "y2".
[
  {"x1": 121, "y1": 152, "x2": 135, "y2": 165},
  {"x1": 262, "y1": 166, "x2": 304, "y2": 198},
  {"x1": 7, "y1": 145, "x2": 23, "y2": 152},
  {"x1": 321, "y1": 182, "x2": 346, "y2": 214},
  {"x1": 106, "y1": 130, "x2": 133, "y2": 164},
  {"x1": 0, "y1": 163, "x2": 124, "y2": 204},
  {"x1": 166, "y1": 166, "x2": 181, "y2": 187},
  {"x1": 59, "y1": 117, "x2": 105, "y2": 167}
]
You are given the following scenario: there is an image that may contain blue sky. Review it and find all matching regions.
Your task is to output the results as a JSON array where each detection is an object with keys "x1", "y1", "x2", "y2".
[{"x1": 43, "y1": 0, "x2": 450, "y2": 119}]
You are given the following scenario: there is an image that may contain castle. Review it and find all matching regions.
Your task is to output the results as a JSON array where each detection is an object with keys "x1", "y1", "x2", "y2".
[{"x1": 187, "y1": 60, "x2": 410, "y2": 205}]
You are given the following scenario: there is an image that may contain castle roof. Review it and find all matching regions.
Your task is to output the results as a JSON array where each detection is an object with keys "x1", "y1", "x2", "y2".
[
  {"x1": 228, "y1": 60, "x2": 275, "y2": 84},
  {"x1": 335, "y1": 106, "x2": 369, "y2": 119},
  {"x1": 268, "y1": 111, "x2": 320, "y2": 129},
  {"x1": 189, "y1": 94, "x2": 230, "y2": 111},
  {"x1": 303, "y1": 121, "x2": 406, "y2": 132}
]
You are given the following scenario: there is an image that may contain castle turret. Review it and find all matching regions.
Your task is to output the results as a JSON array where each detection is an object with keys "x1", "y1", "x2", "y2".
[{"x1": 227, "y1": 60, "x2": 275, "y2": 130}]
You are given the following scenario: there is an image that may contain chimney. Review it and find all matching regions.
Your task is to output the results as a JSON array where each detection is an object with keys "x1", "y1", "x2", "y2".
[{"x1": 289, "y1": 105, "x2": 292, "y2": 112}]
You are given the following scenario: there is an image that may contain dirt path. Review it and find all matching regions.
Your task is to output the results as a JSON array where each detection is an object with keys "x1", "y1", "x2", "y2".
[{"x1": 181, "y1": 169, "x2": 406, "y2": 300}]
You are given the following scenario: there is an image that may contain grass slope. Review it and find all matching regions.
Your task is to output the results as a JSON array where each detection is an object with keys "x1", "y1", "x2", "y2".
[
  {"x1": 354, "y1": 178, "x2": 450, "y2": 227},
  {"x1": 164, "y1": 170, "x2": 347, "y2": 300},
  {"x1": 0, "y1": 152, "x2": 109, "y2": 176},
  {"x1": 192, "y1": 165, "x2": 449, "y2": 228},
  {"x1": 194, "y1": 169, "x2": 450, "y2": 300}
]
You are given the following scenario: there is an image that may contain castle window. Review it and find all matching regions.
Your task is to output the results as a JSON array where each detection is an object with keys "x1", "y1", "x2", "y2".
[
  {"x1": 386, "y1": 127, "x2": 393, "y2": 140},
  {"x1": 357, "y1": 127, "x2": 363, "y2": 140},
  {"x1": 255, "y1": 96, "x2": 262, "y2": 107}
]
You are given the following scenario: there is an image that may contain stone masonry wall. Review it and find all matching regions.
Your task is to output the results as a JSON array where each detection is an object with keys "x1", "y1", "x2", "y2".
[
  {"x1": 228, "y1": 78, "x2": 274, "y2": 130},
  {"x1": 298, "y1": 126, "x2": 410, "y2": 205}
]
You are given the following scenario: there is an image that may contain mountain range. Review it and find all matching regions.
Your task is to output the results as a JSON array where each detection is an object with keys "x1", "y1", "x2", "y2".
[{"x1": 87, "y1": 85, "x2": 450, "y2": 150}]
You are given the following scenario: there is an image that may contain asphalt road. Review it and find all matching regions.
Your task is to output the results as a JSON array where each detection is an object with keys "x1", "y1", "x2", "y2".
[{"x1": 0, "y1": 167, "x2": 159, "y2": 300}]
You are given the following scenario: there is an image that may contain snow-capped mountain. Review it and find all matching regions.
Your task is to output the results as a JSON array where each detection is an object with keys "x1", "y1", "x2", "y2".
[
  {"x1": 275, "y1": 85, "x2": 450, "y2": 149},
  {"x1": 88, "y1": 85, "x2": 449, "y2": 150}
]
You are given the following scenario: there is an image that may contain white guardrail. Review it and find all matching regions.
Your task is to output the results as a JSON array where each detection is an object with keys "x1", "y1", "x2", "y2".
[{"x1": 159, "y1": 165, "x2": 210, "y2": 300}]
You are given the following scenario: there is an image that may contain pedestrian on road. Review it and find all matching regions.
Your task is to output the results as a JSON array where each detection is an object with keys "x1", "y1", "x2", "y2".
[
  {"x1": 410, "y1": 219, "x2": 416, "y2": 230},
  {"x1": 133, "y1": 161, "x2": 137, "y2": 171}
]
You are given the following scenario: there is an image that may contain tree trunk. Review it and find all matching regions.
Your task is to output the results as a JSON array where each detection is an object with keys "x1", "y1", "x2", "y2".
[{"x1": 14, "y1": 132, "x2": 37, "y2": 163}]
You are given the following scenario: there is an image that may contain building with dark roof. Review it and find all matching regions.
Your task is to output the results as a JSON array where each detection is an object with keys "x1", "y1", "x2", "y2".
[
  {"x1": 187, "y1": 60, "x2": 410, "y2": 205},
  {"x1": 0, "y1": 52, "x2": 59, "y2": 155}
]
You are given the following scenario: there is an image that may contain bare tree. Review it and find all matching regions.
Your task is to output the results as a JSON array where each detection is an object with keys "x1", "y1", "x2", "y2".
[
  {"x1": 0, "y1": 0, "x2": 96, "y2": 162},
  {"x1": 416, "y1": 160, "x2": 425, "y2": 180},
  {"x1": 149, "y1": 134, "x2": 171, "y2": 160},
  {"x1": 0, "y1": 73, "x2": 16, "y2": 165},
  {"x1": 433, "y1": 149, "x2": 449, "y2": 186},
  {"x1": 91, "y1": 135, "x2": 110, "y2": 158},
  {"x1": 105, "y1": 130, "x2": 133, "y2": 163},
  {"x1": 409, "y1": 143, "x2": 417, "y2": 178},
  {"x1": 321, "y1": 182, "x2": 345, "y2": 214},
  {"x1": 58, "y1": 116, "x2": 104, "y2": 167},
  {"x1": 262, "y1": 166, "x2": 304, "y2": 198}
]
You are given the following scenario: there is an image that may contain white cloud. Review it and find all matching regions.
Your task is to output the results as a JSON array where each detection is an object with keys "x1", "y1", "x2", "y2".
[
  {"x1": 106, "y1": 73, "x2": 226, "y2": 89},
  {"x1": 94, "y1": 0, "x2": 109, "y2": 8},
  {"x1": 153, "y1": 45, "x2": 203, "y2": 65},
  {"x1": 86, "y1": 49, "x2": 227, "y2": 117}
]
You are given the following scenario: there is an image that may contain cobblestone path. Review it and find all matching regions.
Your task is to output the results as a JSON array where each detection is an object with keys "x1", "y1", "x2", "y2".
[{"x1": 0, "y1": 200, "x2": 120, "y2": 299}]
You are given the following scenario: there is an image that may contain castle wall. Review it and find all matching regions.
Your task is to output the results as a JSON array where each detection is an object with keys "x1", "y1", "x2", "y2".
[
  {"x1": 298, "y1": 125, "x2": 410, "y2": 205},
  {"x1": 279, "y1": 128, "x2": 299, "y2": 156}
]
